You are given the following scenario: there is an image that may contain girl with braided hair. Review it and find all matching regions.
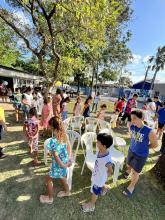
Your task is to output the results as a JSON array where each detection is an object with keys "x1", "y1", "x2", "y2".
[{"x1": 40, "y1": 116, "x2": 72, "y2": 204}]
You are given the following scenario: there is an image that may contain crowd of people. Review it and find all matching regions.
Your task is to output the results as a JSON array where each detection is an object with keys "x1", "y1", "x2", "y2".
[{"x1": 0, "y1": 86, "x2": 165, "y2": 212}]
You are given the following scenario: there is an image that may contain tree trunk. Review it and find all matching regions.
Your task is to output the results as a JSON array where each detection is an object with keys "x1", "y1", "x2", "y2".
[
  {"x1": 77, "y1": 76, "x2": 80, "y2": 93},
  {"x1": 90, "y1": 65, "x2": 95, "y2": 95},
  {"x1": 150, "y1": 70, "x2": 157, "y2": 90},
  {"x1": 142, "y1": 66, "x2": 150, "y2": 90},
  {"x1": 151, "y1": 154, "x2": 165, "y2": 188},
  {"x1": 95, "y1": 61, "x2": 99, "y2": 95}
]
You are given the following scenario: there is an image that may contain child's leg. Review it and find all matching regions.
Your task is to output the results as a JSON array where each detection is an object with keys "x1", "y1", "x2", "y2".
[
  {"x1": 32, "y1": 136, "x2": 40, "y2": 165},
  {"x1": 40, "y1": 175, "x2": 54, "y2": 204},
  {"x1": 46, "y1": 175, "x2": 54, "y2": 199},
  {"x1": 16, "y1": 109, "x2": 19, "y2": 122},
  {"x1": 57, "y1": 178, "x2": 70, "y2": 197}
]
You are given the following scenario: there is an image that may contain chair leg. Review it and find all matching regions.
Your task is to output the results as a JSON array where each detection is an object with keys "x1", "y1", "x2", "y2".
[
  {"x1": 113, "y1": 162, "x2": 120, "y2": 183},
  {"x1": 81, "y1": 160, "x2": 86, "y2": 175}
]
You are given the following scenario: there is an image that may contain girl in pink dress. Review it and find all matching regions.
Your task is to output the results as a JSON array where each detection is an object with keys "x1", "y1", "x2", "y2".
[
  {"x1": 73, "y1": 96, "x2": 82, "y2": 116},
  {"x1": 41, "y1": 97, "x2": 52, "y2": 135}
]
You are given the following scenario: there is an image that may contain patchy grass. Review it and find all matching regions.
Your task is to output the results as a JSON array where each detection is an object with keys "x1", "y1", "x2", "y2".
[{"x1": 0, "y1": 102, "x2": 165, "y2": 220}]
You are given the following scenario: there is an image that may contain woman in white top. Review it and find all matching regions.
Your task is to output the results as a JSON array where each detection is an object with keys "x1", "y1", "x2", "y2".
[
  {"x1": 92, "y1": 92, "x2": 100, "y2": 113},
  {"x1": 22, "y1": 87, "x2": 33, "y2": 119}
]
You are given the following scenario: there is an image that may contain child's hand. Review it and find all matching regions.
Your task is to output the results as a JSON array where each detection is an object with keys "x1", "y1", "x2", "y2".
[{"x1": 66, "y1": 160, "x2": 72, "y2": 168}]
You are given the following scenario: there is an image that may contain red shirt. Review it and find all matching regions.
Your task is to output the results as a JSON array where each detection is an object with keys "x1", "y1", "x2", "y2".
[{"x1": 116, "y1": 100, "x2": 124, "y2": 112}]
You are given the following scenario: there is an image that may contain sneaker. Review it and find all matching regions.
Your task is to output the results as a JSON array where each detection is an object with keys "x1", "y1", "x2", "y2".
[{"x1": 82, "y1": 204, "x2": 95, "y2": 213}]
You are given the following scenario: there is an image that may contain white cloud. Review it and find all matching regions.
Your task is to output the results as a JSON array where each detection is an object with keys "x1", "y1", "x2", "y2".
[
  {"x1": 143, "y1": 55, "x2": 151, "y2": 63},
  {"x1": 130, "y1": 54, "x2": 142, "y2": 64}
]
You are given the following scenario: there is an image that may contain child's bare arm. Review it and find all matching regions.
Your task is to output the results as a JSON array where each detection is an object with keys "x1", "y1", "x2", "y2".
[
  {"x1": 53, "y1": 151, "x2": 71, "y2": 168},
  {"x1": 107, "y1": 164, "x2": 113, "y2": 176}
]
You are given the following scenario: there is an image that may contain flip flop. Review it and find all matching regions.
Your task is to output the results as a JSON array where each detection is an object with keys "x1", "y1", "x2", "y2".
[
  {"x1": 123, "y1": 188, "x2": 134, "y2": 198},
  {"x1": 57, "y1": 191, "x2": 71, "y2": 198},
  {"x1": 40, "y1": 195, "x2": 53, "y2": 204}
]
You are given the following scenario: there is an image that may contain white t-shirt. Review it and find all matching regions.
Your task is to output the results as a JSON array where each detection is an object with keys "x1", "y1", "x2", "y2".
[
  {"x1": 91, "y1": 152, "x2": 112, "y2": 187},
  {"x1": 23, "y1": 93, "x2": 33, "y2": 106}
]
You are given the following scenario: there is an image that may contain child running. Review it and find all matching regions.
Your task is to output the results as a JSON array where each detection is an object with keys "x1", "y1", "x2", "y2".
[
  {"x1": 40, "y1": 116, "x2": 72, "y2": 204},
  {"x1": 23, "y1": 107, "x2": 40, "y2": 166},
  {"x1": 40, "y1": 97, "x2": 52, "y2": 136},
  {"x1": 97, "y1": 104, "x2": 107, "y2": 120},
  {"x1": 82, "y1": 133, "x2": 113, "y2": 213},
  {"x1": 13, "y1": 88, "x2": 22, "y2": 122},
  {"x1": 73, "y1": 96, "x2": 82, "y2": 116},
  {"x1": 110, "y1": 109, "x2": 120, "y2": 128}
]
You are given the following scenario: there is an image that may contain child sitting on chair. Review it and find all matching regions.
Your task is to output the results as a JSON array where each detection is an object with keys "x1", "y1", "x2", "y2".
[{"x1": 82, "y1": 133, "x2": 113, "y2": 213}]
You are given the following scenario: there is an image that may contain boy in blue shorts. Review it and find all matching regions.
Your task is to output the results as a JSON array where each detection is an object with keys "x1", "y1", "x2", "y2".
[{"x1": 82, "y1": 133, "x2": 113, "y2": 213}]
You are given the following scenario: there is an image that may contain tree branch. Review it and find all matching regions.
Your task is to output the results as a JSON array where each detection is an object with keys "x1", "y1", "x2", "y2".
[{"x1": 0, "y1": 9, "x2": 38, "y2": 56}]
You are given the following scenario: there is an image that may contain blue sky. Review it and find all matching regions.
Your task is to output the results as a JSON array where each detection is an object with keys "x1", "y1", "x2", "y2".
[{"x1": 126, "y1": 0, "x2": 165, "y2": 83}]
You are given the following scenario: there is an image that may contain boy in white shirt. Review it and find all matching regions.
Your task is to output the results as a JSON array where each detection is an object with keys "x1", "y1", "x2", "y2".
[{"x1": 82, "y1": 133, "x2": 113, "y2": 213}]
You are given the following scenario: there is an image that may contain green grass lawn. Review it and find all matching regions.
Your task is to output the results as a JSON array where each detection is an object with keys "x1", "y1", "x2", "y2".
[{"x1": 0, "y1": 102, "x2": 165, "y2": 220}]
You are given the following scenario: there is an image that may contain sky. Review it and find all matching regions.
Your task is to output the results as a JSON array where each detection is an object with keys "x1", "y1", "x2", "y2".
[{"x1": 126, "y1": 0, "x2": 165, "y2": 83}]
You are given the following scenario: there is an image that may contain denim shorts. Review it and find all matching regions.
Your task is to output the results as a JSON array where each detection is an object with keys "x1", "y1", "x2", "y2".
[{"x1": 127, "y1": 149, "x2": 147, "y2": 173}]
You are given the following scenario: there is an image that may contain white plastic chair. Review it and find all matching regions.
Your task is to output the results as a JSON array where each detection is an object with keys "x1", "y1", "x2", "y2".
[
  {"x1": 63, "y1": 117, "x2": 71, "y2": 131},
  {"x1": 100, "y1": 128, "x2": 127, "y2": 154},
  {"x1": 66, "y1": 130, "x2": 81, "y2": 191},
  {"x1": 100, "y1": 129, "x2": 125, "y2": 183},
  {"x1": 98, "y1": 119, "x2": 111, "y2": 131},
  {"x1": 85, "y1": 117, "x2": 98, "y2": 133},
  {"x1": 70, "y1": 116, "x2": 84, "y2": 135},
  {"x1": 80, "y1": 132, "x2": 97, "y2": 175}
]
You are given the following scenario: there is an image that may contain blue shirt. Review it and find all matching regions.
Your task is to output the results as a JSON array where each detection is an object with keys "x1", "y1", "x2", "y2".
[
  {"x1": 130, "y1": 125, "x2": 152, "y2": 158},
  {"x1": 158, "y1": 108, "x2": 165, "y2": 124}
]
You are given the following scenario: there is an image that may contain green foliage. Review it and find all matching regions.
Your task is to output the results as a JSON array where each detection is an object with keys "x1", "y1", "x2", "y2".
[
  {"x1": 0, "y1": 0, "x2": 132, "y2": 84},
  {"x1": 99, "y1": 69, "x2": 118, "y2": 83},
  {"x1": 118, "y1": 76, "x2": 133, "y2": 87},
  {"x1": 0, "y1": 20, "x2": 19, "y2": 67}
]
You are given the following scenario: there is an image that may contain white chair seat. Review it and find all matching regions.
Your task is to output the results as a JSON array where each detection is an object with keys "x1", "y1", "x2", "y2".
[
  {"x1": 114, "y1": 136, "x2": 126, "y2": 147},
  {"x1": 86, "y1": 153, "x2": 97, "y2": 171}
]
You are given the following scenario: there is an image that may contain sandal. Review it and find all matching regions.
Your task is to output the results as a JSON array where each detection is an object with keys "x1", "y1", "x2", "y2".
[
  {"x1": 81, "y1": 203, "x2": 95, "y2": 213},
  {"x1": 123, "y1": 188, "x2": 134, "y2": 198},
  {"x1": 57, "y1": 191, "x2": 71, "y2": 198},
  {"x1": 40, "y1": 195, "x2": 53, "y2": 204}
]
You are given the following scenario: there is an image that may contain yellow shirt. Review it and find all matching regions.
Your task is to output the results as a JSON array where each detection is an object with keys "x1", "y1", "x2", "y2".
[{"x1": 0, "y1": 107, "x2": 5, "y2": 122}]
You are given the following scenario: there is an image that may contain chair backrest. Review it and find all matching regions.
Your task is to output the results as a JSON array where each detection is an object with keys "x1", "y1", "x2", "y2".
[
  {"x1": 63, "y1": 117, "x2": 71, "y2": 131},
  {"x1": 85, "y1": 117, "x2": 98, "y2": 126},
  {"x1": 44, "y1": 138, "x2": 52, "y2": 149},
  {"x1": 71, "y1": 116, "x2": 84, "y2": 128},
  {"x1": 99, "y1": 128, "x2": 113, "y2": 136},
  {"x1": 81, "y1": 132, "x2": 97, "y2": 154},
  {"x1": 98, "y1": 119, "x2": 110, "y2": 130}
]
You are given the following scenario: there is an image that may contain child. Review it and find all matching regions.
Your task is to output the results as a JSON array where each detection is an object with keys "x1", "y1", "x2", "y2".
[
  {"x1": 23, "y1": 107, "x2": 40, "y2": 166},
  {"x1": 97, "y1": 104, "x2": 107, "y2": 120},
  {"x1": 156, "y1": 101, "x2": 165, "y2": 139},
  {"x1": 110, "y1": 109, "x2": 120, "y2": 128},
  {"x1": 40, "y1": 116, "x2": 72, "y2": 204},
  {"x1": 82, "y1": 96, "x2": 93, "y2": 118},
  {"x1": 40, "y1": 97, "x2": 52, "y2": 135},
  {"x1": 61, "y1": 97, "x2": 70, "y2": 121},
  {"x1": 82, "y1": 133, "x2": 113, "y2": 213},
  {"x1": 0, "y1": 107, "x2": 7, "y2": 159},
  {"x1": 73, "y1": 96, "x2": 82, "y2": 116},
  {"x1": 92, "y1": 92, "x2": 100, "y2": 113},
  {"x1": 13, "y1": 88, "x2": 22, "y2": 122}
]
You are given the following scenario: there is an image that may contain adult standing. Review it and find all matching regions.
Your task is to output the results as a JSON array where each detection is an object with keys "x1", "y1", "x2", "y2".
[
  {"x1": 123, "y1": 110, "x2": 158, "y2": 197},
  {"x1": 121, "y1": 94, "x2": 138, "y2": 132},
  {"x1": 146, "y1": 98, "x2": 156, "y2": 118},
  {"x1": 52, "y1": 88, "x2": 62, "y2": 117}
]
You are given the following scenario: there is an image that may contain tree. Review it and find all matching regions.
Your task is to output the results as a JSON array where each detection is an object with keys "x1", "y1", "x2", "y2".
[
  {"x1": 99, "y1": 69, "x2": 118, "y2": 83},
  {"x1": 149, "y1": 46, "x2": 165, "y2": 90},
  {"x1": 0, "y1": 20, "x2": 19, "y2": 67},
  {"x1": 0, "y1": 0, "x2": 132, "y2": 84},
  {"x1": 118, "y1": 76, "x2": 133, "y2": 87}
]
